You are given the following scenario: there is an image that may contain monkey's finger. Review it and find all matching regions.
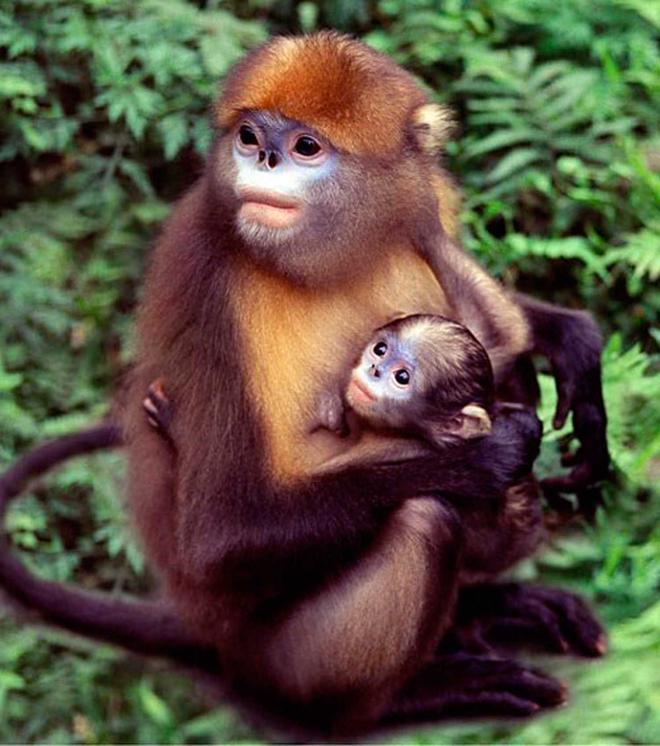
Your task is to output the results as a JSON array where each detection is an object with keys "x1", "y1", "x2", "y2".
[
  {"x1": 552, "y1": 377, "x2": 574, "y2": 430},
  {"x1": 541, "y1": 461, "x2": 595, "y2": 497},
  {"x1": 560, "y1": 448, "x2": 582, "y2": 467},
  {"x1": 148, "y1": 378, "x2": 167, "y2": 400},
  {"x1": 486, "y1": 616, "x2": 568, "y2": 654},
  {"x1": 387, "y1": 690, "x2": 541, "y2": 721},
  {"x1": 423, "y1": 691, "x2": 544, "y2": 719},
  {"x1": 144, "y1": 399, "x2": 163, "y2": 430},
  {"x1": 483, "y1": 592, "x2": 570, "y2": 654}
]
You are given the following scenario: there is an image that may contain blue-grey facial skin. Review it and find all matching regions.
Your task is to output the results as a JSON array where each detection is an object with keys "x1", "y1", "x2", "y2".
[
  {"x1": 346, "y1": 329, "x2": 421, "y2": 428},
  {"x1": 232, "y1": 111, "x2": 338, "y2": 205}
]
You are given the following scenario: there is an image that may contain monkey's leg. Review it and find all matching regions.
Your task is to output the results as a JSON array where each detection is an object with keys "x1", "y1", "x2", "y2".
[
  {"x1": 385, "y1": 652, "x2": 564, "y2": 722},
  {"x1": 241, "y1": 497, "x2": 463, "y2": 732},
  {"x1": 451, "y1": 583, "x2": 606, "y2": 657}
]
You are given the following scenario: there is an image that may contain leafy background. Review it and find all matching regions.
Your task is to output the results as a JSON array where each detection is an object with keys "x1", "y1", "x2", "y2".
[{"x1": 0, "y1": 0, "x2": 658, "y2": 743}]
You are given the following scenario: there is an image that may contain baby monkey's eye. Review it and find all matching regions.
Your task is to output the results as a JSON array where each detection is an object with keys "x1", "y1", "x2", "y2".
[
  {"x1": 373, "y1": 341, "x2": 387, "y2": 357},
  {"x1": 238, "y1": 125, "x2": 258, "y2": 147},
  {"x1": 293, "y1": 135, "x2": 321, "y2": 157},
  {"x1": 394, "y1": 369, "x2": 410, "y2": 386}
]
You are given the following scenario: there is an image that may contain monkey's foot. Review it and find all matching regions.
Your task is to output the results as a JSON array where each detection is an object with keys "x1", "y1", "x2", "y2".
[
  {"x1": 451, "y1": 583, "x2": 606, "y2": 657},
  {"x1": 386, "y1": 654, "x2": 565, "y2": 722},
  {"x1": 143, "y1": 379, "x2": 173, "y2": 433}
]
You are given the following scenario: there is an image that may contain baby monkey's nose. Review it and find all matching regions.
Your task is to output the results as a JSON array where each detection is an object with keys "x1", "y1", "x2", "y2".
[{"x1": 369, "y1": 364, "x2": 381, "y2": 379}]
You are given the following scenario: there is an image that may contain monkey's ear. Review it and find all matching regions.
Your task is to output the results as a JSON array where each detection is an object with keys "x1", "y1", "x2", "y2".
[
  {"x1": 456, "y1": 404, "x2": 492, "y2": 438},
  {"x1": 443, "y1": 404, "x2": 492, "y2": 441},
  {"x1": 411, "y1": 104, "x2": 455, "y2": 155}
]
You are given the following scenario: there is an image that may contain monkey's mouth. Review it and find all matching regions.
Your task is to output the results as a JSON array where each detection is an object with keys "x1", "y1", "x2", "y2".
[
  {"x1": 238, "y1": 189, "x2": 302, "y2": 230},
  {"x1": 347, "y1": 376, "x2": 376, "y2": 409}
]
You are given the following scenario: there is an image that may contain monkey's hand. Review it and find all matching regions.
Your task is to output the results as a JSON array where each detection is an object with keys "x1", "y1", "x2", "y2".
[
  {"x1": 143, "y1": 379, "x2": 174, "y2": 437},
  {"x1": 315, "y1": 390, "x2": 350, "y2": 437},
  {"x1": 516, "y1": 294, "x2": 610, "y2": 508}
]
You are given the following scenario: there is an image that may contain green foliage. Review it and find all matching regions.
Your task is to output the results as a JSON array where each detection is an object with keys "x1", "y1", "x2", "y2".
[{"x1": 0, "y1": 0, "x2": 658, "y2": 743}]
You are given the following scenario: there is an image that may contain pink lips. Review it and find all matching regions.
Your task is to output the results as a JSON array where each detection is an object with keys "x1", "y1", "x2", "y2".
[
  {"x1": 238, "y1": 189, "x2": 302, "y2": 229},
  {"x1": 348, "y1": 376, "x2": 376, "y2": 406}
]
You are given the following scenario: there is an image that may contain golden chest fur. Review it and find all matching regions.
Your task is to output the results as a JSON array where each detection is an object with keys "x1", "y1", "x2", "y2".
[{"x1": 233, "y1": 246, "x2": 449, "y2": 482}]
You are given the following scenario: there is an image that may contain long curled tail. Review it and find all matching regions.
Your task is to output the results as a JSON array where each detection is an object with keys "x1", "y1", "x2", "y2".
[{"x1": 0, "y1": 423, "x2": 216, "y2": 671}]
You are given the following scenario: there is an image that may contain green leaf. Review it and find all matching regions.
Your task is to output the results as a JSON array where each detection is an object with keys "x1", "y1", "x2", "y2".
[
  {"x1": 484, "y1": 147, "x2": 544, "y2": 184},
  {"x1": 158, "y1": 113, "x2": 189, "y2": 160}
]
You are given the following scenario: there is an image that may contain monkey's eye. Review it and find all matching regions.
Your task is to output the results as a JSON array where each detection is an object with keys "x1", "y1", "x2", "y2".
[
  {"x1": 293, "y1": 136, "x2": 321, "y2": 157},
  {"x1": 238, "y1": 125, "x2": 259, "y2": 147},
  {"x1": 394, "y1": 369, "x2": 410, "y2": 386},
  {"x1": 373, "y1": 341, "x2": 387, "y2": 357}
]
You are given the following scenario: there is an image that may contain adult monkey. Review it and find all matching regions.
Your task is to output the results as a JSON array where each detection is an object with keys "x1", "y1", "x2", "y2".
[
  {"x1": 0, "y1": 32, "x2": 607, "y2": 735},
  {"x1": 124, "y1": 31, "x2": 606, "y2": 730}
]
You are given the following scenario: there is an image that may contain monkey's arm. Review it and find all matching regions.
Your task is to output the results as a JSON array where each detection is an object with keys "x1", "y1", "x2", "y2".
[
  {"x1": 414, "y1": 216, "x2": 609, "y2": 501},
  {"x1": 513, "y1": 293, "x2": 610, "y2": 499},
  {"x1": 179, "y1": 405, "x2": 542, "y2": 592},
  {"x1": 413, "y1": 220, "x2": 531, "y2": 377}
]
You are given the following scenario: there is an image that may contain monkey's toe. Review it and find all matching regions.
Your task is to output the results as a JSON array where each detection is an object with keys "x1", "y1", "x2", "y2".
[{"x1": 386, "y1": 654, "x2": 564, "y2": 723}]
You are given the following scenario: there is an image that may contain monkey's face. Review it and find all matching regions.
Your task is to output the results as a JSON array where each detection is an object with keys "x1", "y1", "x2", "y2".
[
  {"x1": 215, "y1": 111, "x2": 416, "y2": 285},
  {"x1": 346, "y1": 328, "x2": 422, "y2": 428},
  {"x1": 231, "y1": 111, "x2": 336, "y2": 233}
]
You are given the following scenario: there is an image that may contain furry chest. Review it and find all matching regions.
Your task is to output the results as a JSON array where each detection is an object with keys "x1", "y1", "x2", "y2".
[{"x1": 234, "y1": 248, "x2": 449, "y2": 481}]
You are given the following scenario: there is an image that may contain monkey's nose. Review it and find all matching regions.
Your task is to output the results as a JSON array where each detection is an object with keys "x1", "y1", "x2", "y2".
[
  {"x1": 369, "y1": 364, "x2": 381, "y2": 379},
  {"x1": 258, "y1": 149, "x2": 281, "y2": 169}
]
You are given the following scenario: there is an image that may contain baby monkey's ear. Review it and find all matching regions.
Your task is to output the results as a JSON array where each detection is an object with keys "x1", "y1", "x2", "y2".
[
  {"x1": 449, "y1": 404, "x2": 492, "y2": 439},
  {"x1": 424, "y1": 404, "x2": 492, "y2": 447}
]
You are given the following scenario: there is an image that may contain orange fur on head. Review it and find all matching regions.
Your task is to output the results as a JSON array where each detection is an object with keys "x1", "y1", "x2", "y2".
[{"x1": 215, "y1": 31, "x2": 436, "y2": 156}]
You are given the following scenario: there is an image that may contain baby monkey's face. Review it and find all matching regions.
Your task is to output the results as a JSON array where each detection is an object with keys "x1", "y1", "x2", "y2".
[
  {"x1": 345, "y1": 315, "x2": 495, "y2": 440},
  {"x1": 346, "y1": 328, "x2": 422, "y2": 427}
]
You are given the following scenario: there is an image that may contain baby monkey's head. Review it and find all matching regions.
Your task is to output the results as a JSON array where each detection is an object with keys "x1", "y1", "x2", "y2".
[{"x1": 346, "y1": 314, "x2": 494, "y2": 445}]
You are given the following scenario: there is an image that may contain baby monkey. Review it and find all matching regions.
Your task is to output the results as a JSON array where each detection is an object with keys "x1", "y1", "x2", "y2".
[{"x1": 319, "y1": 314, "x2": 495, "y2": 448}]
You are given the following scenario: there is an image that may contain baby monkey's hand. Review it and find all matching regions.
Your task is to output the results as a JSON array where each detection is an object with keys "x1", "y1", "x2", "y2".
[{"x1": 316, "y1": 390, "x2": 350, "y2": 437}]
